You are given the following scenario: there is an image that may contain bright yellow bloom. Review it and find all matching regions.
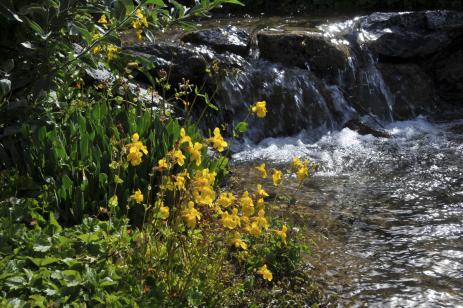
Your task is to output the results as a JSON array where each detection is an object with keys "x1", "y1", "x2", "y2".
[
  {"x1": 98, "y1": 15, "x2": 108, "y2": 25},
  {"x1": 272, "y1": 169, "x2": 282, "y2": 186},
  {"x1": 126, "y1": 133, "x2": 148, "y2": 166},
  {"x1": 132, "y1": 9, "x2": 148, "y2": 29},
  {"x1": 188, "y1": 142, "x2": 202, "y2": 166},
  {"x1": 173, "y1": 171, "x2": 188, "y2": 191},
  {"x1": 106, "y1": 44, "x2": 118, "y2": 61},
  {"x1": 256, "y1": 197, "x2": 265, "y2": 210},
  {"x1": 292, "y1": 157, "x2": 304, "y2": 171},
  {"x1": 192, "y1": 169, "x2": 216, "y2": 206},
  {"x1": 179, "y1": 128, "x2": 193, "y2": 147},
  {"x1": 256, "y1": 184, "x2": 269, "y2": 198},
  {"x1": 296, "y1": 166, "x2": 309, "y2": 182},
  {"x1": 208, "y1": 127, "x2": 228, "y2": 152},
  {"x1": 92, "y1": 45, "x2": 102, "y2": 55},
  {"x1": 136, "y1": 30, "x2": 143, "y2": 41},
  {"x1": 230, "y1": 232, "x2": 247, "y2": 250},
  {"x1": 245, "y1": 221, "x2": 261, "y2": 236},
  {"x1": 221, "y1": 208, "x2": 241, "y2": 230},
  {"x1": 160, "y1": 205, "x2": 170, "y2": 220},
  {"x1": 239, "y1": 191, "x2": 254, "y2": 217},
  {"x1": 251, "y1": 101, "x2": 267, "y2": 118},
  {"x1": 182, "y1": 201, "x2": 201, "y2": 228},
  {"x1": 255, "y1": 163, "x2": 267, "y2": 179},
  {"x1": 217, "y1": 192, "x2": 235, "y2": 208},
  {"x1": 257, "y1": 264, "x2": 273, "y2": 281},
  {"x1": 171, "y1": 149, "x2": 185, "y2": 166},
  {"x1": 130, "y1": 189, "x2": 144, "y2": 204},
  {"x1": 275, "y1": 225, "x2": 288, "y2": 244},
  {"x1": 252, "y1": 209, "x2": 269, "y2": 230},
  {"x1": 158, "y1": 158, "x2": 168, "y2": 170}
]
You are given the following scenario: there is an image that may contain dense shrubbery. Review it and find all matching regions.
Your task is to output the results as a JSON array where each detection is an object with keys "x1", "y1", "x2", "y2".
[{"x1": 0, "y1": 0, "x2": 324, "y2": 306}]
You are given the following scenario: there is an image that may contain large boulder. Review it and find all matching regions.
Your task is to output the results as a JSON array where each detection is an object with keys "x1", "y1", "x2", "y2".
[
  {"x1": 377, "y1": 63, "x2": 438, "y2": 119},
  {"x1": 181, "y1": 26, "x2": 251, "y2": 56},
  {"x1": 257, "y1": 31, "x2": 350, "y2": 81},
  {"x1": 433, "y1": 49, "x2": 463, "y2": 104},
  {"x1": 358, "y1": 11, "x2": 463, "y2": 59}
]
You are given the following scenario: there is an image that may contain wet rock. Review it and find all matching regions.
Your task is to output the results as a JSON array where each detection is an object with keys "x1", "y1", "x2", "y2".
[
  {"x1": 181, "y1": 26, "x2": 251, "y2": 56},
  {"x1": 344, "y1": 119, "x2": 390, "y2": 138},
  {"x1": 358, "y1": 11, "x2": 463, "y2": 59},
  {"x1": 377, "y1": 63, "x2": 438, "y2": 119},
  {"x1": 433, "y1": 49, "x2": 463, "y2": 104},
  {"x1": 257, "y1": 31, "x2": 350, "y2": 81}
]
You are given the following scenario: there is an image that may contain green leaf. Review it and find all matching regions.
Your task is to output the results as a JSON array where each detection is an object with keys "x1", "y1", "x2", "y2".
[
  {"x1": 28, "y1": 256, "x2": 60, "y2": 267},
  {"x1": 145, "y1": 0, "x2": 166, "y2": 6},
  {"x1": 0, "y1": 79, "x2": 11, "y2": 98},
  {"x1": 33, "y1": 243, "x2": 51, "y2": 252},
  {"x1": 234, "y1": 121, "x2": 248, "y2": 133},
  {"x1": 49, "y1": 212, "x2": 62, "y2": 233}
]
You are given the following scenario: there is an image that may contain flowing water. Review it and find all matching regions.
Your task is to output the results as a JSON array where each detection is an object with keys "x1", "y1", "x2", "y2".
[{"x1": 233, "y1": 117, "x2": 463, "y2": 306}]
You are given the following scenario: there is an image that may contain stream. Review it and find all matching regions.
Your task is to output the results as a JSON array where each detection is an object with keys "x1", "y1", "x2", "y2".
[{"x1": 233, "y1": 117, "x2": 463, "y2": 306}]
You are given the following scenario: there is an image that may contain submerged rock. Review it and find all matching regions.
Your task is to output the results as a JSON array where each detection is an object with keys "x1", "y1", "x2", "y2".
[{"x1": 343, "y1": 119, "x2": 390, "y2": 138}]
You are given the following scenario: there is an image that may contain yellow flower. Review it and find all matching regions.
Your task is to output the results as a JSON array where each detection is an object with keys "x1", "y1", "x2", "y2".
[
  {"x1": 135, "y1": 30, "x2": 143, "y2": 41},
  {"x1": 256, "y1": 197, "x2": 265, "y2": 210},
  {"x1": 192, "y1": 169, "x2": 216, "y2": 206},
  {"x1": 126, "y1": 133, "x2": 148, "y2": 166},
  {"x1": 106, "y1": 44, "x2": 118, "y2": 61},
  {"x1": 208, "y1": 127, "x2": 228, "y2": 152},
  {"x1": 179, "y1": 128, "x2": 192, "y2": 147},
  {"x1": 272, "y1": 169, "x2": 282, "y2": 186},
  {"x1": 182, "y1": 201, "x2": 201, "y2": 228},
  {"x1": 275, "y1": 225, "x2": 288, "y2": 244},
  {"x1": 160, "y1": 205, "x2": 170, "y2": 220},
  {"x1": 92, "y1": 45, "x2": 102, "y2": 55},
  {"x1": 171, "y1": 149, "x2": 185, "y2": 166},
  {"x1": 130, "y1": 189, "x2": 144, "y2": 204},
  {"x1": 221, "y1": 208, "x2": 241, "y2": 230},
  {"x1": 252, "y1": 209, "x2": 269, "y2": 230},
  {"x1": 255, "y1": 163, "x2": 267, "y2": 179},
  {"x1": 230, "y1": 232, "x2": 247, "y2": 250},
  {"x1": 245, "y1": 221, "x2": 261, "y2": 236},
  {"x1": 251, "y1": 101, "x2": 267, "y2": 118},
  {"x1": 108, "y1": 195, "x2": 118, "y2": 208},
  {"x1": 296, "y1": 166, "x2": 309, "y2": 182},
  {"x1": 158, "y1": 158, "x2": 168, "y2": 170},
  {"x1": 291, "y1": 157, "x2": 304, "y2": 171},
  {"x1": 217, "y1": 192, "x2": 235, "y2": 208},
  {"x1": 239, "y1": 191, "x2": 254, "y2": 217},
  {"x1": 173, "y1": 171, "x2": 188, "y2": 191},
  {"x1": 188, "y1": 142, "x2": 202, "y2": 166},
  {"x1": 133, "y1": 9, "x2": 148, "y2": 28},
  {"x1": 257, "y1": 264, "x2": 273, "y2": 281},
  {"x1": 98, "y1": 15, "x2": 108, "y2": 25},
  {"x1": 256, "y1": 184, "x2": 269, "y2": 198}
]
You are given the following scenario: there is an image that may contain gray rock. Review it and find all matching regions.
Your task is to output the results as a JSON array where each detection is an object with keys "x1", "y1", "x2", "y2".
[
  {"x1": 257, "y1": 31, "x2": 350, "y2": 81},
  {"x1": 344, "y1": 119, "x2": 390, "y2": 138},
  {"x1": 433, "y1": 49, "x2": 463, "y2": 104},
  {"x1": 181, "y1": 26, "x2": 251, "y2": 56}
]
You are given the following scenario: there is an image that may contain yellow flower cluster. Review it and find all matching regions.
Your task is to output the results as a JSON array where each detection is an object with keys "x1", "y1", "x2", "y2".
[
  {"x1": 207, "y1": 127, "x2": 228, "y2": 152},
  {"x1": 132, "y1": 9, "x2": 148, "y2": 41},
  {"x1": 126, "y1": 133, "x2": 148, "y2": 166},
  {"x1": 257, "y1": 264, "x2": 273, "y2": 281}
]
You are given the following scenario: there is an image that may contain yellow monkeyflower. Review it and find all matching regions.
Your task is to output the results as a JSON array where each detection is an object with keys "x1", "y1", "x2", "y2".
[
  {"x1": 192, "y1": 169, "x2": 216, "y2": 206},
  {"x1": 221, "y1": 208, "x2": 241, "y2": 230},
  {"x1": 182, "y1": 201, "x2": 201, "y2": 228},
  {"x1": 275, "y1": 225, "x2": 288, "y2": 244},
  {"x1": 92, "y1": 45, "x2": 102, "y2": 55},
  {"x1": 98, "y1": 15, "x2": 108, "y2": 25},
  {"x1": 257, "y1": 264, "x2": 273, "y2": 281},
  {"x1": 217, "y1": 192, "x2": 235, "y2": 208},
  {"x1": 255, "y1": 163, "x2": 267, "y2": 179},
  {"x1": 251, "y1": 101, "x2": 267, "y2": 118},
  {"x1": 126, "y1": 133, "x2": 148, "y2": 166},
  {"x1": 272, "y1": 169, "x2": 282, "y2": 186},
  {"x1": 160, "y1": 205, "x2": 170, "y2": 220},
  {"x1": 296, "y1": 166, "x2": 309, "y2": 182},
  {"x1": 171, "y1": 149, "x2": 186, "y2": 166},
  {"x1": 239, "y1": 191, "x2": 254, "y2": 217},
  {"x1": 130, "y1": 189, "x2": 144, "y2": 204},
  {"x1": 106, "y1": 44, "x2": 118, "y2": 61},
  {"x1": 245, "y1": 221, "x2": 261, "y2": 236},
  {"x1": 173, "y1": 171, "x2": 188, "y2": 191},
  {"x1": 252, "y1": 209, "x2": 269, "y2": 230},
  {"x1": 132, "y1": 9, "x2": 148, "y2": 29},
  {"x1": 208, "y1": 127, "x2": 228, "y2": 152},
  {"x1": 179, "y1": 128, "x2": 193, "y2": 147},
  {"x1": 158, "y1": 158, "x2": 168, "y2": 170},
  {"x1": 256, "y1": 184, "x2": 269, "y2": 198},
  {"x1": 230, "y1": 232, "x2": 247, "y2": 250},
  {"x1": 256, "y1": 197, "x2": 265, "y2": 210},
  {"x1": 292, "y1": 157, "x2": 304, "y2": 171},
  {"x1": 188, "y1": 142, "x2": 203, "y2": 166}
]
